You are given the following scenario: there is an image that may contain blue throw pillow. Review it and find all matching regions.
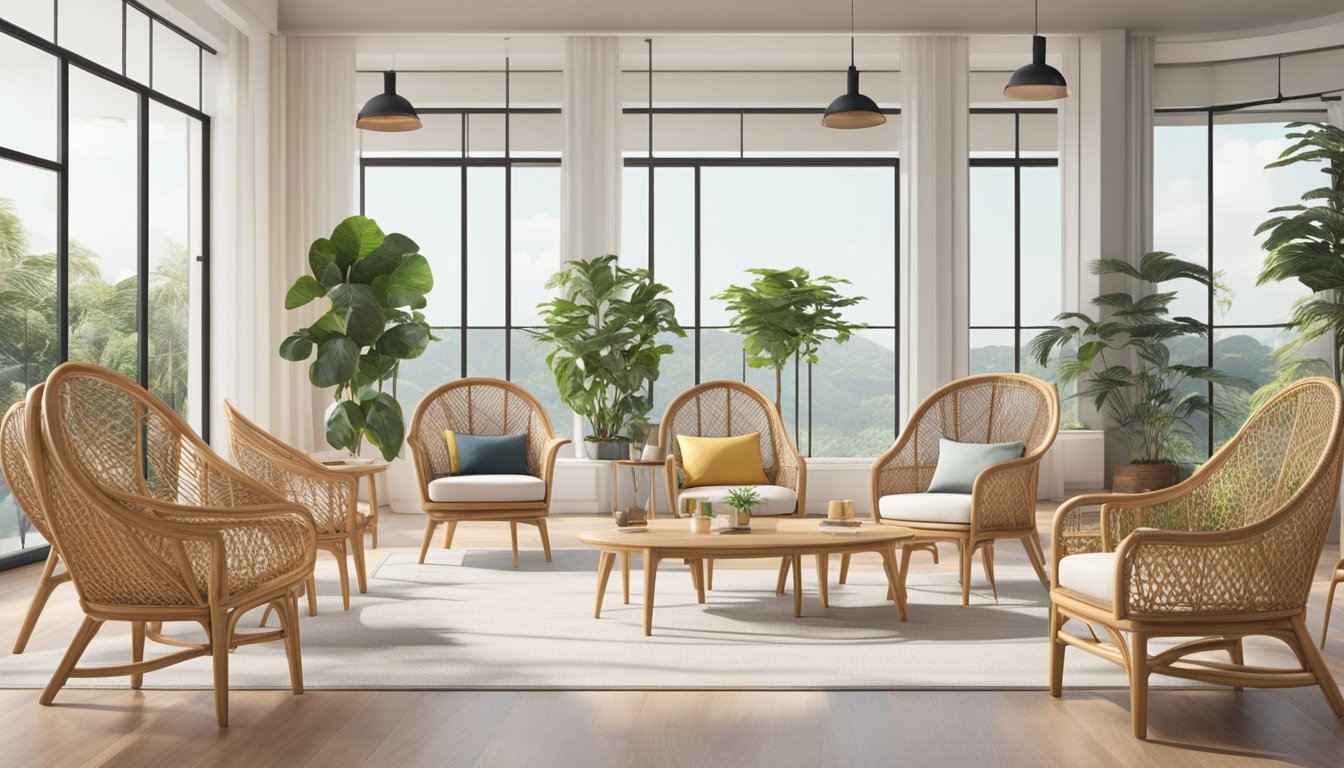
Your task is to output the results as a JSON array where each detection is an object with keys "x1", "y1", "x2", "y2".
[
  {"x1": 926, "y1": 438, "x2": 1025, "y2": 494},
  {"x1": 454, "y1": 433, "x2": 530, "y2": 476}
]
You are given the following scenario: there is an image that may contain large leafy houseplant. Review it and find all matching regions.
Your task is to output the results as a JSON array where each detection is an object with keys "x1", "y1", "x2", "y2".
[
  {"x1": 279, "y1": 216, "x2": 435, "y2": 461},
  {"x1": 1256, "y1": 121, "x2": 1344, "y2": 387},
  {"x1": 528, "y1": 255, "x2": 684, "y2": 456},
  {"x1": 1030, "y1": 252, "x2": 1254, "y2": 486},
  {"x1": 713, "y1": 267, "x2": 865, "y2": 412}
]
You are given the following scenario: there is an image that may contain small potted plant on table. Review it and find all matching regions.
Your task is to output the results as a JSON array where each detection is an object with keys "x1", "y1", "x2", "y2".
[{"x1": 723, "y1": 487, "x2": 761, "y2": 530}]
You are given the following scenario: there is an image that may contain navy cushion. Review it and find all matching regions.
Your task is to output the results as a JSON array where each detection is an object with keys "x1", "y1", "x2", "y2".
[{"x1": 454, "y1": 433, "x2": 530, "y2": 476}]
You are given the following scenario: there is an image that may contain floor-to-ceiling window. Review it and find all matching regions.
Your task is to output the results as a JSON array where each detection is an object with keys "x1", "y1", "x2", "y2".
[
  {"x1": 967, "y1": 108, "x2": 1068, "y2": 412},
  {"x1": 0, "y1": 1, "x2": 212, "y2": 568},
  {"x1": 1153, "y1": 111, "x2": 1321, "y2": 460}
]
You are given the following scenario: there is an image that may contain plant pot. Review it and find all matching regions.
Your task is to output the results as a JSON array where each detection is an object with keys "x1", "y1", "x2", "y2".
[
  {"x1": 689, "y1": 516, "x2": 712, "y2": 534},
  {"x1": 587, "y1": 439, "x2": 630, "y2": 461},
  {"x1": 1112, "y1": 462, "x2": 1182, "y2": 494}
]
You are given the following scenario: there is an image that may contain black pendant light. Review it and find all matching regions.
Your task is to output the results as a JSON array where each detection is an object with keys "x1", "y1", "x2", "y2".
[
  {"x1": 1004, "y1": 0, "x2": 1069, "y2": 100},
  {"x1": 823, "y1": 0, "x2": 885, "y2": 129},
  {"x1": 357, "y1": 70, "x2": 422, "y2": 132}
]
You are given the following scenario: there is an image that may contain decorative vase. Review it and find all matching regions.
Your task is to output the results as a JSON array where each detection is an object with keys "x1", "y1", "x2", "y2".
[
  {"x1": 690, "y1": 516, "x2": 712, "y2": 534},
  {"x1": 1112, "y1": 462, "x2": 1182, "y2": 494}
]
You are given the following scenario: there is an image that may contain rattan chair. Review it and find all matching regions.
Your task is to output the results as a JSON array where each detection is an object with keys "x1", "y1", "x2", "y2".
[
  {"x1": 860, "y1": 373, "x2": 1059, "y2": 606},
  {"x1": 1, "y1": 386, "x2": 72, "y2": 654},
  {"x1": 31, "y1": 363, "x2": 316, "y2": 727},
  {"x1": 659, "y1": 381, "x2": 807, "y2": 591},
  {"x1": 407, "y1": 378, "x2": 569, "y2": 567},
  {"x1": 224, "y1": 399, "x2": 368, "y2": 615},
  {"x1": 1049, "y1": 376, "x2": 1344, "y2": 739}
]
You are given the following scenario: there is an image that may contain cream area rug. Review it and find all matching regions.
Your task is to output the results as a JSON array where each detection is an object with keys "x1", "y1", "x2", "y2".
[{"x1": 0, "y1": 548, "x2": 1303, "y2": 690}]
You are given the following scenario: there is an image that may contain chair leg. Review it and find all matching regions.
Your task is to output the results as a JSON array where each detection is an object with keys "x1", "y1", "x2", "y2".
[
  {"x1": 442, "y1": 520, "x2": 457, "y2": 550},
  {"x1": 775, "y1": 557, "x2": 791, "y2": 596},
  {"x1": 280, "y1": 591, "x2": 305, "y2": 696},
  {"x1": 13, "y1": 551, "x2": 62, "y2": 654},
  {"x1": 305, "y1": 575, "x2": 317, "y2": 617},
  {"x1": 419, "y1": 518, "x2": 439, "y2": 564},
  {"x1": 959, "y1": 540, "x2": 974, "y2": 606},
  {"x1": 351, "y1": 530, "x2": 369, "y2": 595},
  {"x1": 41, "y1": 616, "x2": 103, "y2": 706},
  {"x1": 1022, "y1": 535, "x2": 1049, "y2": 588},
  {"x1": 1290, "y1": 614, "x2": 1344, "y2": 717},
  {"x1": 210, "y1": 610, "x2": 231, "y2": 728},
  {"x1": 332, "y1": 544, "x2": 351, "y2": 612},
  {"x1": 981, "y1": 542, "x2": 999, "y2": 603},
  {"x1": 1227, "y1": 636, "x2": 1245, "y2": 691},
  {"x1": 130, "y1": 621, "x2": 146, "y2": 690},
  {"x1": 537, "y1": 519, "x2": 552, "y2": 563},
  {"x1": 1048, "y1": 603, "x2": 1066, "y2": 697},
  {"x1": 1128, "y1": 631, "x2": 1151, "y2": 739},
  {"x1": 1323, "y1": 568, "x2": 1342, "y2": 649},
  {"x1": 839, "y1": 553, "x2": 851, "y2": 585},
  {"x1": 509, "y1": 522, "x2": 520, "y2": 568}
]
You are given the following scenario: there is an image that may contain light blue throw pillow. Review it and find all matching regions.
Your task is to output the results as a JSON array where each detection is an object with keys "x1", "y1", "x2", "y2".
[{"x1": 926, "y1": 438, "x2": 1025, "y2": 494}]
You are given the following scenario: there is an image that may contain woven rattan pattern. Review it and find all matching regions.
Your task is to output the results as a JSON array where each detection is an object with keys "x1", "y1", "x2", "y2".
[
  {"x1": 414, "y1": 380, "x2": 552, "y2": 480},
  {"x1": 1, "y1": 399, "x2": 49, "y2": 542}
]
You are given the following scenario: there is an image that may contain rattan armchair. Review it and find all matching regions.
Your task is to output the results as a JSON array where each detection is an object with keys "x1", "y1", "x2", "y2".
[
  {"x1": 1049, "y1": 376, "x2": 1344, "y2": 739},
  {"x1": 861, "y1": 373, "x2": 1059, "y2": 606},
  {"x1": 659, "y1": 381, "x2": 807, "y2": 591},
  {"x1": 407, "y1": 378, "x2": 569, "y2": 567},
  {"x1": 224, "y1": 399, "x2": 367, "y2": 615},
  {"x1": 1, "y1": 386, "x2": 71, "y2": 654},
  {"x1": 30, "y1": 363, "x2": 317, "y2": 727}
]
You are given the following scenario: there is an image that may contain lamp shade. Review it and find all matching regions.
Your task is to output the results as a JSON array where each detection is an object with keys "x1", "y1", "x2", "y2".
[
  {"x1": 356, "y1": 71, "x2": 422, "y2": 132},
  {"x1": 823, "y1": 66, "x2": 887, "y2": 129},
  {"x1": 1004, "y1": 36, "x2": 1069, "y2": 101}
]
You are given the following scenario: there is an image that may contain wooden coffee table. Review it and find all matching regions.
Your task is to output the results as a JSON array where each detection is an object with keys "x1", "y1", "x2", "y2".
[{"x1": 579, "y1": 518, "x2": 916, "y2": 636}]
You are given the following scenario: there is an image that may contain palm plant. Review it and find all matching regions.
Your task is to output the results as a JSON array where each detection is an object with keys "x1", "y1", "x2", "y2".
[
  {"x1": 1256, "y1": 121, "x2": 1344, "y2": 376},
  {"x1": 1030, "y1": 251, "x2": 1254, "y2": 464}
]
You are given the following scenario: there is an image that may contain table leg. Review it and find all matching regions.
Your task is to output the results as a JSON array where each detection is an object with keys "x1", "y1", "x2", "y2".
[
  {"x1": 694, "y1": 559, "x2": 707, "y2": 604},
  {"x1": 622, "y1": 552, "x2": 631, "y2": 604},
  {"x1": 648, "y1": 468, "x2": 658, "y2": 520},
  {"x1": 880, "y1": 545, "x2": 908, "y2": 622},
  {"x1": 792, "y1": 554, "x2": 803, "y2": 618},
  {"x1": 366, "y1": 473, "x2": 380, "y2": 549},
  {"x1": 839, "y1": 553, "x2": 851, "y2": 584},
  {"x1": 816, "y1": 553, "x2": 829, "y2": 609},
  {"x1": 610, "y1": 465, "x2": 619, "y2": 516},
  {"x1": 643, "y1": 549, "x2": 659, "y2": 636},
  {"x1": 593, "y1": 550, "x2": 615, "y2": 619},
  {"x1": 707, "y1": 560, "x2": 714, "y2": 591}
]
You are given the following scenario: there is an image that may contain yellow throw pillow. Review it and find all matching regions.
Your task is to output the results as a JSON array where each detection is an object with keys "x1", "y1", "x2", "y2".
[
  {"x1": 443, "y1": 430, "x2": 461, "y2": 475},
  {"x1": 676, "y1": 432, "x2": 769, "y2": 488}
]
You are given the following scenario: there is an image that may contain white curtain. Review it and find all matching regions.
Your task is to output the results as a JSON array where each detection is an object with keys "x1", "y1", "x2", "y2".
[
  {"x1": 268, "y1": 36, "x2": 358, "y2": 449},
  {"x1": 898, "y1": 37, "x2": 969, "y2": 420},
  {"x1": 1126, "y1": 35, "x2": 1154, "y2": 260},
  {"x1": 561, "y1": 36, "x2": 623, "y2": 456}
]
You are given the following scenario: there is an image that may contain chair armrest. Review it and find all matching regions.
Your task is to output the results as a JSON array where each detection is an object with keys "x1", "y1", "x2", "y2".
[
  {"x1": 1049, "y1": 493, "x2": 1121, "y2": 583},
  {"x1": 539, "y1": 437, "x2": 570, "y2": 489},
  {"x1": 230, "y1": 443, "x2": 360, "y2": 535},
  {"x1": 971, "y1": 455, "x2": 1042, "y2": 532}
]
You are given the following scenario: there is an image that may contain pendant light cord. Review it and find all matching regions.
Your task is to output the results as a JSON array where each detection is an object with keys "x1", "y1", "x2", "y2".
[
  {"x1": 1034, "y1": 0, "x2": 1039, "y2": 35},
  {"x1": 849, "y1": 0, "x2": 856, "y2": 66}
]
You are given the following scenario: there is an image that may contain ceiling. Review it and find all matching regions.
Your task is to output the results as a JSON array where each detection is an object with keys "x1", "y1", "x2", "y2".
[{"x1": 279, "y1": 0, "x2": 1344, "y2": 37}]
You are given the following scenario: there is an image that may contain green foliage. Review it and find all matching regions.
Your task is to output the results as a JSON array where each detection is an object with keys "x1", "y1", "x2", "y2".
[
  {"x1": 724, "y1": 486, "x2": 763, "y2": 511},
  {"x1": 1256, "y1": 121, "x2": 1344, "y2": 370},
  {"x1": 1031, "y1": 252, "x2": 1255, "y2": 463},
  {"x1": 279, "y1": 216, "x2": 436, "y2": 461},
  {"x1": 713, "y1": 267, "x2": 865, "y2": 409},
  {"x1": 527, "y1": 255, "x2": 684, "y2": 442}
]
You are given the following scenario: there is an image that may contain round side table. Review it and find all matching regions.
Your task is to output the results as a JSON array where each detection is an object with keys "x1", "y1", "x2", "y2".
[
  {"x1": 610, "y1": 459, "x2": 664, "y2": 520},
  {"x1": 315, "y1": 457, "x2": 389, "y2": 549}
]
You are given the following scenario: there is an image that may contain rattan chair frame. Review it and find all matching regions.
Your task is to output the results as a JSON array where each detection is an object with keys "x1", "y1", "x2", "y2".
[
  {"x1": 224, "y1": 399, "x2": 368, "y2": 616},
  {"x1": 1047, "y1": 376, "x2": 1344, "y2": 739},
  {"x1": 858, "y1": 373, "x2": 1059, "y2": 606},
  {"x1": 658, "y1": 380, "x2": 808, "y2": 590},
  {"x1": 406, "y1": 377, "x2": 569, "y2": 568},
  {"x1": 31, "y1": 363, "x2": 317, "y2": 727},
  {"x1": 1324, "y1": 558, "x2": 1344, "y2": 648}
]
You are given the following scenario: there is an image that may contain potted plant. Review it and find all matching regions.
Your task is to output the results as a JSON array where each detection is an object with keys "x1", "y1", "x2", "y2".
[
  {"x1": 713, "y1": 267, "x2": 865, "y2": 412},
  {"x1": 528, "y1": 255, "x2": 684, "y2": 460},
  {"x1": 1030, "y1": 251, "x2": 1254, "y2": 493},
  {"x1": 723, "y1": 486, "x2": 761, "y2": 529},
  {"x1": 278, "y1": 215, "x2": 435, "y2": 462},
  {"x1": 690, "y1": 501, "x2": 714, "y2": 534}
]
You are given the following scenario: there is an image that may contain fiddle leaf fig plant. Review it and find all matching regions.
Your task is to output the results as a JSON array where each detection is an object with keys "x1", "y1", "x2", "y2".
[
  {"x1": 279, "y1": 215, "x2": 436, "y2": 461},
  {"x1": 527, "y1": 255, "x2": 685, "y2": 444},
  {"x1": 713, "y1": 267, "x2": 866, "y2": 412}
]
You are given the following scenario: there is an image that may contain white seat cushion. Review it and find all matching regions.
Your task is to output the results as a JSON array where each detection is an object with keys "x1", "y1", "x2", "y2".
[
  {"x1": 677, "y1": 485, "x2": 798, "y2": 516},
  {"x1": 1057, "y1": 552, "x2": 1117, "y2": 604},
  {"x1": 427, "y1": 474, "x2": 546, "y2": 504},
  {"x1": 877, "y1": 493, "x2": 973, "y2": 524}
]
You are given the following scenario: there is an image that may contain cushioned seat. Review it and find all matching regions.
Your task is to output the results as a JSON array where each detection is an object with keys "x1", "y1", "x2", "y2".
[
  {"x1": 1056, "y1": 552, "x2": 1116, "y2": 604},
  {"x1": 428, "y1": 474, "x2": 546, "y2": 504},
  {"x1": 877, "y1": 493, "x2": 974, "y2": 524},
  {"x1": 677, "y1": 485, "x2": 798, "y2": 516}
]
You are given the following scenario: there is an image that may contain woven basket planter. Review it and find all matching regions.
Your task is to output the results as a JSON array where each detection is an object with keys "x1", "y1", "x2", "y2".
[{"x1": 1112, "y1": 462, "x2": 1182, "y2": 494}]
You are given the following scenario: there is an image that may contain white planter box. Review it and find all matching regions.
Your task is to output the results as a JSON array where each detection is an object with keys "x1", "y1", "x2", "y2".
[{"x1": 1057, "y1": 430, "x2": 1105, "y2": 491}]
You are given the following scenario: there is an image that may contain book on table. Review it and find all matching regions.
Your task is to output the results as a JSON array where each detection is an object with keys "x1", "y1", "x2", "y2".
[{"x1": 818, "y1": 519, "x2": 862, "y2": 534}]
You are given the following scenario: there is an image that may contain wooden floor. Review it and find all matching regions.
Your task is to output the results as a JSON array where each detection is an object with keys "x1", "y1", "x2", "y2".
[{"x1": 3, "y1": 505, "x2": 1342, "y2": 768}]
